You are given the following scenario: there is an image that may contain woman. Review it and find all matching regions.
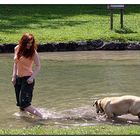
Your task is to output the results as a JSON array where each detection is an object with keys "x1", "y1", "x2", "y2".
[{"x1": 11, "y1": 33, "x2": 44, "y2": 118}]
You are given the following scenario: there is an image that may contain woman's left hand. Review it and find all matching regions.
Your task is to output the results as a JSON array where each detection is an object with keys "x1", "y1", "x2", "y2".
[{"x1": 27, "y1": 77, "x2": 34, "y2": 84}]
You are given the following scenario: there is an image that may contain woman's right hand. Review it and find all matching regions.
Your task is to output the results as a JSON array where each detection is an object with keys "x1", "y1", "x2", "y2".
[{"x1": 11, "y1": 77, "x2": 16, "y2": 86}]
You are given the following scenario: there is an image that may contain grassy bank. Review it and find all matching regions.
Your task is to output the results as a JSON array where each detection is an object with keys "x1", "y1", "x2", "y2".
[
  {"x1": 0, "y1": 5, "x2": 140, "y2": 44},
  {"x1": 0, "y1": 125, "x2": 140, "y2": 135}
]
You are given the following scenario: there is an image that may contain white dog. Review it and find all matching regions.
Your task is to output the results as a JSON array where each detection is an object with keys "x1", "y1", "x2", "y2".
[{"x1": 93, "y1": 95, "x2": 140, "y2": 119}]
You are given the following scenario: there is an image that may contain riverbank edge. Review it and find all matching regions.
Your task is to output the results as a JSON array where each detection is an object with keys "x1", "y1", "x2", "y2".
[{"x1": 1, "y1": 40, "x2": 140, "y2": 53}]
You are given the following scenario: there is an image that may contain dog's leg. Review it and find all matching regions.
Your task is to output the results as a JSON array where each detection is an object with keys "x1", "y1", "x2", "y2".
[
  {"x1": 138, "y1": 113, "x2": 140, "y2": 120},
  {"x1": 105, "y1": 111, "x2": 115, "y2": 119},
  {"x1": 113, "y1": 113, "x2": 118, "y2": 118}
]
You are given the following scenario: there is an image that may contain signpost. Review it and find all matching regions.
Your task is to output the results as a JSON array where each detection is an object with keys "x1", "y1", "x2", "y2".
[{"x1": 107, "y1": 4, "x2": 125, "y2": 30}]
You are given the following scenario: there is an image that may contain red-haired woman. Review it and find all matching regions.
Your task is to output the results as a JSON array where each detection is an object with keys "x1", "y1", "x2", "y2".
[{"x1": 12, "y1": 33, "x2": 44, "y2": 118}]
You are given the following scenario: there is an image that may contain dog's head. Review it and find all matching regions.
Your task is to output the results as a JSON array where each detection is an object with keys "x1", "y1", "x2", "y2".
[{"x1": 93, "y1": 99, "x2": 104, "y2": 114}]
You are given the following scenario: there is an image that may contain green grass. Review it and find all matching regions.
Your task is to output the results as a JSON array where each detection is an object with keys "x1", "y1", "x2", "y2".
[
  {"x1": 0, "y1": 5, "x2": 140, "y2": 44},
  {"x1": 0, "y1": 125, "x2": 140, "y2": 135}
]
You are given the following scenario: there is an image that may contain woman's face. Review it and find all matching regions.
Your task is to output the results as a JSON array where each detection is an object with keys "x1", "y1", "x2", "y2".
[{"x1": 26, "y1": 39, "x2": 33, "y2": 49}]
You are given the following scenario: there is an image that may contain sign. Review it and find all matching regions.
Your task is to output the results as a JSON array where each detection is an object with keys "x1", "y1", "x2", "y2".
[
  {"x1": 107, "y1": 4, "x2": 125, "y2": 30},
  {"x1": 107, "y1": 4, "x2": 125, "y2": 9}
]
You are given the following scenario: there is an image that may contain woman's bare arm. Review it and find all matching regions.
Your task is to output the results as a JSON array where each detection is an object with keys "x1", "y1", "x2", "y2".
[
  {"x1": 27, "y1": 51, "x2": 41, "y2": 84},
  {"x1": 32, "y1": 51, "x2": 41, "y2": 79},
  {"x1": 11, "y1": 62, "x2": 17, "y2": 85}
]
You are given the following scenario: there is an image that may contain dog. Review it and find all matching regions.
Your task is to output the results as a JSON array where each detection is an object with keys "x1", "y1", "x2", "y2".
[{"x1": 93, "y1": 95, "x2": 140, "y2": 119}]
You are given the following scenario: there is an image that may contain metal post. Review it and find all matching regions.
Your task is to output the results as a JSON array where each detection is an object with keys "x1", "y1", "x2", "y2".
[
  {"x1": 110, "y1": 9, "x2": 113, "y2": 30},
  {"x1": 120, "y1": 9, "x2": 123, "y2": 28}
]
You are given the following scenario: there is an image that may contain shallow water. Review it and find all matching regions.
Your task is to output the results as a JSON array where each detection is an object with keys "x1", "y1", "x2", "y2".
[{"x1": 0, "y1": 51, "x2": 140, "y2": 129}]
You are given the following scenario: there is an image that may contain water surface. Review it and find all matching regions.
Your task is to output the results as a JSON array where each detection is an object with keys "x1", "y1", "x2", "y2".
[{"x1": 0, "y1": 51, "x2": 140, "y2": 129}]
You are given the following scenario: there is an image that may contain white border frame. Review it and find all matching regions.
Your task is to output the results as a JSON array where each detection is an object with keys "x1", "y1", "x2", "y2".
[{"x1": 0, "y1": 0, "x2": 140, "y2": 4}]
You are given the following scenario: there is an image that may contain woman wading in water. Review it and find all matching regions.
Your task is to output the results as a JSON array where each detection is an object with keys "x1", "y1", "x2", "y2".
[{"x1": 12, "y1": 33, "x2": 44, "y2": 119}]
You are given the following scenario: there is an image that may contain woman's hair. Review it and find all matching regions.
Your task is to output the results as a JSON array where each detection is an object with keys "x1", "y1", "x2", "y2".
[{"x1": 17, "y1": 33, "x2": 37, "y2": 59}]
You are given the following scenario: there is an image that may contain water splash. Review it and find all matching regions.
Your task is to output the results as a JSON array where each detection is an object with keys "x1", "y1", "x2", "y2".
[
  {"x1": 36, "y1": 105, "x2": 96, "y2": 121},
  {"x1": 13, "y1": 111, "x2": 30, "y2": 117},
  {"x1": 34, "y1": 106, "x2": 99, "y2": 128},
  {"x1": 13, "y1": 105, "x2": 140, "y2": 128}
]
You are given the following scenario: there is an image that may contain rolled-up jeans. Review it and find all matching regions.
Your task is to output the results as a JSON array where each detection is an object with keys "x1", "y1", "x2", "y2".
[{"x1": 14, "y1": 76, "x2": 35, "y2": 109}]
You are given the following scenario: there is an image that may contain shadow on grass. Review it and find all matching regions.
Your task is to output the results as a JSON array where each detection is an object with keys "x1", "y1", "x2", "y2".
[
  {"x1": 0, "y1": 5, "x2": 108, "y2": 33},
  {"x1": 0, "y1": 5, "x2": 140, "y2": 33},
  {"x1": 0, "y1": 19, "x2": 89, "y2": 33},
  {"x1": 115, "y1": 27, "x2": 137, "y2": 34}
]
